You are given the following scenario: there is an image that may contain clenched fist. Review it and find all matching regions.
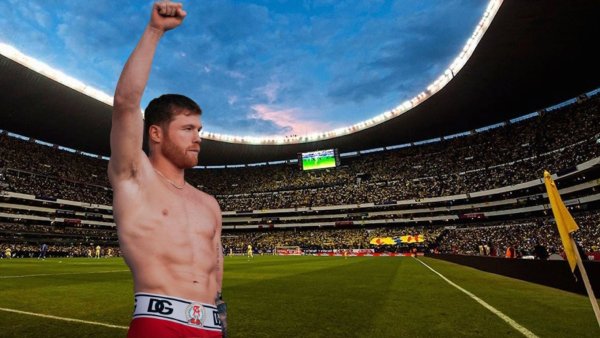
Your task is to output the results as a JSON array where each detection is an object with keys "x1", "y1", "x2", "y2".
[{"x1": 150, "y1": 1, "x2": 187, "y2": 32}]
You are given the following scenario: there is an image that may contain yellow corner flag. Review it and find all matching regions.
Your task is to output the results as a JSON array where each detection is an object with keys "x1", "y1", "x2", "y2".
[{"x1": 543, "y1": 171, "x2": 579, "y2": 272}]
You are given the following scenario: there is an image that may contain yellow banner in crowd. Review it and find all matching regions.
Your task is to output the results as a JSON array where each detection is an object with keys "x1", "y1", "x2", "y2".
[
  {"x1": 400, "y1": 235, "x2": 424, "y2": 243},
  {"x1": 369, "y1": 235, "x2": 425, "y2": 245},
  {"x1": 369, "y1": 237, "x2": 396, "y2": 245}
]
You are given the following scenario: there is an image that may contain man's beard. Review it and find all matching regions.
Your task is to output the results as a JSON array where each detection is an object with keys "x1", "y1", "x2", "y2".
[{"x1": 163, "y1": 135, "x2": 199, "y2": 169}]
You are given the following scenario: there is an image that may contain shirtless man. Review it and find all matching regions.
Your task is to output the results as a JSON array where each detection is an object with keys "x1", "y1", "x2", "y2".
[{"x1": 108, "y1": 2, "x2": 226, "y2": 337}]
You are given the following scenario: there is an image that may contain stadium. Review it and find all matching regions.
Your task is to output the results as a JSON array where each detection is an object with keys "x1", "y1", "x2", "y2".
[{"x1": 1, "y1": 0, "x2": 600, "y2": 337}]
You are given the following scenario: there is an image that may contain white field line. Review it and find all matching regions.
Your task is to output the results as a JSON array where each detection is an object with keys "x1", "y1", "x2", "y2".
[
  {"x1": 415, "y1": 258, "x2": 539, "y2": 338},
  {"x1": 0, "y1": 307, "x2": 128, "y2": 330},
  {"x1": 0, "y1": 269, "x2": 129, "y2": 279}
]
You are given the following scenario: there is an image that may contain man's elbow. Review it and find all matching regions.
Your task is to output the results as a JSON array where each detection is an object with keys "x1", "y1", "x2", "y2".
[{"x1": 113, "y1": 92, "x2": 141, "y2": 115}]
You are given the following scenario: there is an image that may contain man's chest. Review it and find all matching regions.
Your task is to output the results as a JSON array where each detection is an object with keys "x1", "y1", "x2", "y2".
[
  {"x1": 150, "y1": 197, "x2": 216, "y2": 237},
  {"x1": 116, "y1": 188, "x2": 216, "y2": 240}
]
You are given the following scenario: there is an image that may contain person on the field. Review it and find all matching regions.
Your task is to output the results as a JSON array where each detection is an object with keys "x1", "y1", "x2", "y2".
[
  {"x1": 109, "y1": 2, "x2": 226, "y2": 337},
  {"x1": 38, "y1": 243, "x2": 48, "y2": 259},
  {"x1": 247, "y1": 244, "x2": 253, "y2": 259},
  {"x1": 95, "y1": 245, "x2": 101, "y2": 259}
]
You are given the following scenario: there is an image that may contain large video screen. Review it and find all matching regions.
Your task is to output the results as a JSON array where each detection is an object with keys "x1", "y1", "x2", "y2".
[{"x1": 299, "y1": 149, "x2": 339, "y2": 171}]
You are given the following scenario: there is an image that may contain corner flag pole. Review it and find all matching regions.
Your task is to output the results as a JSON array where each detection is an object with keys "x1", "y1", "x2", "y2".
[
  {"x1": 570, "y1": 235, "x2": 600, "y2": 328},
  {"x1": 543, "y1": 171, "x2": 600, "y2": 328}
]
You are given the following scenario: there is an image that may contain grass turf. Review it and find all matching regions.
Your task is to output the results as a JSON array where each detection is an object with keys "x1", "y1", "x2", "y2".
[{"x1": 0, "y1": 256, "x2": 598, "y2": 337}]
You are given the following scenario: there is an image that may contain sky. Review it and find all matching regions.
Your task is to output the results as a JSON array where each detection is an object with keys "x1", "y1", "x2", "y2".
[{"x1": 0, "y1": 0, "x2": 489, "y2": 138}]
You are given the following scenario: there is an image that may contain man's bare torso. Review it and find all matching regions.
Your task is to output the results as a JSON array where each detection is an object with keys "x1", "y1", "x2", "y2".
[{"x1": 111, "y1": 157, "x2": 220, "y2": 305}]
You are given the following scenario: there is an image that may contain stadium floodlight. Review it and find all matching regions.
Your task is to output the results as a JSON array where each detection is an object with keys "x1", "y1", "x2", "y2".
[{"x1": 0, "y1": 43, "x2": 113, "y2": 107}]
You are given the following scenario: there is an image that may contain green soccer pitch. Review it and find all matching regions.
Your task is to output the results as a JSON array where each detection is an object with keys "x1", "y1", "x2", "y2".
[{"x1": 0, "y1": 256, "x2": 598, "y2": 337}]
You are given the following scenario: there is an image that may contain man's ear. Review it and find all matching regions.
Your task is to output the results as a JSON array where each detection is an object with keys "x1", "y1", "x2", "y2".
[{"x1": 149, "y1": 125, "x2": 163, "y2": 144}]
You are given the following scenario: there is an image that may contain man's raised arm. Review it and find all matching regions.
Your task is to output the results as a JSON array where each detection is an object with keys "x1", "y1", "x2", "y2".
[{"x1": 109, "y1": 2, "x2": 186, "y2": 180}]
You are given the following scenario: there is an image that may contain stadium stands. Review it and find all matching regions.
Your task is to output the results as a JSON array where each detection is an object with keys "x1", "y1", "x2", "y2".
[{"x1": 1, "y1": 91, "x2": 599, "y2": 259}]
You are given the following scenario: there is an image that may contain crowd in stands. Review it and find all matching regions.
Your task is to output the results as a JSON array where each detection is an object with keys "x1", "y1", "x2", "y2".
[
  {"x1": 0, "y1": 220, "x2": 119, "y2": 258},
  {"x1": 206, "y1": 210, "x2": 600, "y2": 257},
  {"x1": 195, "y1": 95, "x2": 600, "y2": 210},
  {"x1": 3, "y1": 170, "x2": 112, "y2": 205},
  {"x1": 222, "y1": 226, "x2": 444, "y2": 254},
  {"x1": 1, "y1": 243, "x2": 120, "y2": 258},
  {"x1": 0, "y1": 131, "x2": 123, "y2": 206},
  {"x1": 1, "y1": 94, "x2": 600, "y2": 261},
  {"x1": 207, "y1": 209, "x2": 600, "y2": 257},
  {"x1": 0, "y1": 222, "x2": 117, "y2": 242},
  {"x1": 1, "y1": 212, "x2": 598, "y2": 258},
  {"x1": 0, "y1": 95, "x2": 600, "y2": 210},
  {"x1": 1, "y1": 93, "x2": 599, "y2": 210},
  {"x1": 435, "y1": 210, "x2": 600, "y2": 258}
]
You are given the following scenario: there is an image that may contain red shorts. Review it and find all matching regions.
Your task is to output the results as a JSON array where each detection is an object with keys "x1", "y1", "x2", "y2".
[
  {"x1": 127, "y1": 293, "x2": 223, "y2": 338},
  {"x1": 127, "y1": 317, "x2": 222, "y2": 338}
]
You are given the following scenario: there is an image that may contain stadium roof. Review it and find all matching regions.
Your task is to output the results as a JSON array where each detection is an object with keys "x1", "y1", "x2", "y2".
[{"x1": 1, "y1": 0, "x2": 599, "y2": 166}]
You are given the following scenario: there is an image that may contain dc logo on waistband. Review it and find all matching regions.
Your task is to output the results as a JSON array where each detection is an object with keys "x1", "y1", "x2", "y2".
[{"x1": 185, "y1": 303, "x2": 205, "y2": 326}]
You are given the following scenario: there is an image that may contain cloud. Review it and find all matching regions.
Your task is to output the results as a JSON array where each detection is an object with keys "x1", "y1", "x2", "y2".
[
  {"x1": 0, "y1": 2, "x2": 52, "y2": 54},
  {"x1": 254, "y1": 81, "x2": 282, "y2": 104},
  {"x1": 325, "y1": 0, "x2": 487, "y2": 104},
  {"x1": 249, "y1": 104, "x2": 333, "y2": 136},
  {"x1": 0, "y1": 0, "x2": 488, "y2": 138},
  {"x1": 206, "y1": 114, "x2": 287, "y2": 136},
  {"x1": 227, "y1": 95, "x2": 238, "y2": 106},
  {"x1": 203, "y1": 1, "x2": 269, "y2": 44},
  {"x1": 56, "y1": 4, "x2": 143, "y2": 58}
]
